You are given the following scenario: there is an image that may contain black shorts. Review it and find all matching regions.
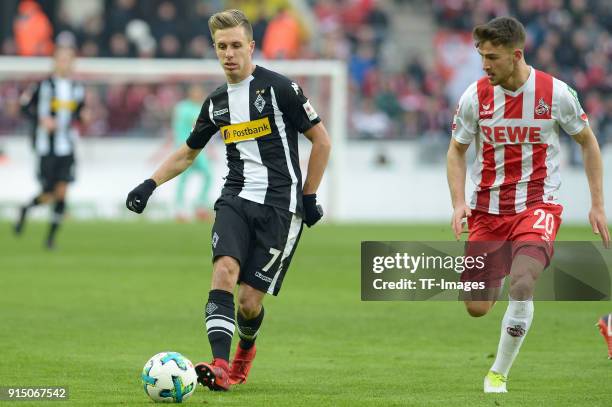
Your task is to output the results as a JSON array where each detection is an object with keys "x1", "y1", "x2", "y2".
[
  {"x1": 211, "y1": 195, "x2": 304, "y2": 296},
  {"x1": 39, "y1": 155, "x2": 75, "y2": 192}
]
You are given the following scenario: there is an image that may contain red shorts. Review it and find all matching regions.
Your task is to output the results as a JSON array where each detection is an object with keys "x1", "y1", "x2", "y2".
[{"x1": 460, "y1": 203, "x2": 563, "y2": 288}]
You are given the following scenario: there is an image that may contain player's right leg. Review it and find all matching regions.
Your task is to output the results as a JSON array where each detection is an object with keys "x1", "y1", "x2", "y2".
[{"x1": 195, "y1": 196, "x2": 250, "y2": 392}]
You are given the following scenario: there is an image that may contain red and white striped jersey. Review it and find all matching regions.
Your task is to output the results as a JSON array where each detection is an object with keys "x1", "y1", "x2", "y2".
[{"x1": 452, "y1": 67, "x2": 589, "y2": 215}]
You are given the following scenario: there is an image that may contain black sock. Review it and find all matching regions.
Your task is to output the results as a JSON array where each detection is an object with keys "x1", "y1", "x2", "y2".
[
  {"x1": 28, "y1": 194, "x2": 44, "y2": 209},
  {"x1": 237, "y1": 306, "x2": 265, "y2": 350},
  {"x1": 47, "y1": 200, "x2": 65, "y2": 243},
  {"x1": 205, "y1": 289, "x2": 235, "y2": 362}
]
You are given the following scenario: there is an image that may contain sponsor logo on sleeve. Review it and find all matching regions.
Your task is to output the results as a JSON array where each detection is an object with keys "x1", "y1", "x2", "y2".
[{"x1": 303, "y1": 100, "x2": 318, "y2": 121}]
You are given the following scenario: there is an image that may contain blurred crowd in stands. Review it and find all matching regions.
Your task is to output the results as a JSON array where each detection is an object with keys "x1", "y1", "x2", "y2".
[{"x1": 0, "y1": 0, "x2": 610, "y2": 150}]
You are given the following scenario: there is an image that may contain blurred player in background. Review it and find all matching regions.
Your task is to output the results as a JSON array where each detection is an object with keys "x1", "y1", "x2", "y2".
[
  {"x1": 15, "y1": 41, "x2": 85, "y2": 249},
  {"x1": 126, "y1": 9, "x2": 331, "y2": 391},
  {"x1": 172, "y1": 84, "x2": 214, "y2": 221},
  {"x1": 447, "y1": 17, "x2": 609, "y2": 393}
]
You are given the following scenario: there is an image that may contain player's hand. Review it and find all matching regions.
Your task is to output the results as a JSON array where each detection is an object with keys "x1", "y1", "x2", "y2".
[
  {"x1": 451, "y1": 203, "x2": 472, "y2": 241},
  {"x1": 589, "y1": 206, "x2": 610, "y2": 249},
  {"x1": 40, "y1": 117, "x2": 57, "y2": 132},
  {"x1": 303, "y1": 194, "x2": 323, "y2": 227},
  {"x1": 126, "y1": 179, "x2": 157, "y2": 214}
]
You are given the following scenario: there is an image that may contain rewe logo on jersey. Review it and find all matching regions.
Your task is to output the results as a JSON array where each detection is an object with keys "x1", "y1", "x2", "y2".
[
  {"x1": 220, "y1": 117, "x2": 272, "y2": 144},
  {"x1": 481, "y1": 125, "x2": 542, "y2": 144}
]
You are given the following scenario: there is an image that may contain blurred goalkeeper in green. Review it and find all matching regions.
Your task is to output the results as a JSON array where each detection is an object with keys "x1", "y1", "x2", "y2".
[{"x1": 172, "y1": 84, "x2": 213, "y2": 220}]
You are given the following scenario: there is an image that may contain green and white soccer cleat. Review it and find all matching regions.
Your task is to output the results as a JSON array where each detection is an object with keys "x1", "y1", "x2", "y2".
[{"x1": 484, "y1": 371, "x2": 507, "y2": 393}]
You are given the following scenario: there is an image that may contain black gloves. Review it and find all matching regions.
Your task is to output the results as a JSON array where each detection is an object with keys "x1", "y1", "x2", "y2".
[
  {"x1": 126, "y1": 179, "x2": 157, "y2": 214},
  {"x1": 303, "y1": 194, "x2": 323, "y2": 227}
]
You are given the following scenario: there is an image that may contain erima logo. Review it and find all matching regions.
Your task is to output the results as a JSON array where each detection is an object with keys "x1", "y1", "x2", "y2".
[
  {"x1": 480, "y1": 103, "x2": 493, "y2": 116},
  {"x1": 535, "y1": 98, "x2": 550, "y2": 116},
  {"x1": 506, "y1": 324, "x2": 526, "y2": 337},
  {"x1": 213, "y1": 108, "x2": 228, "y2": 117}
]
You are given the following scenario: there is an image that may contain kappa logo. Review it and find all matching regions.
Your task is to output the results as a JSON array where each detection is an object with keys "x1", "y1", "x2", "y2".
[
  {"x1": 205, "y1": 302, "x2": 218, "y2": 315},
  {"x1": 213, "y1": 108, "x2": 229, "y2": 117},
  {"x1": 482, "y1": 103, "x2": 490, "y2": 110},
  {"x1": 506, "y1": 324, "x2": 526, "y2": 337},
  {"x1": 212, "y1": 232, "x2": 219, "y2": 248},
  {"x1": 291, "y1": 82, "x2": 300, "y2": 95},
  {"x1": 535, "y1": 98, "x2": 550, "y2": 116}
]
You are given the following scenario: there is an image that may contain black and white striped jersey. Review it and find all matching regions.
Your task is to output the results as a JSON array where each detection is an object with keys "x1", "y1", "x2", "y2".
[
  {"x1": 186, "y1": 65, "x2": 321, "y2": 216},
  {"x1": 21, "y1": 76, "x2": 85, "y2": 157}
]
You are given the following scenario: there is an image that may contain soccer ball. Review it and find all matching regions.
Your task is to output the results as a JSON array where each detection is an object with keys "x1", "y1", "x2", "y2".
[{"x1": 141, "y1": 352, "x2": 198, "y2": 403}]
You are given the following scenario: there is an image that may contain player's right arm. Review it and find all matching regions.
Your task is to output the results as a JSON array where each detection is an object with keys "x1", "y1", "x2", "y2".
[
  {"x1": 447, "y1": 139, "x2": 472, "y2": 240},
  {"x1": 126, "y1": 96, "x2": 218, "y2": 214},
  {"x1": 446, "y1": 84, "x2": 478, "y2": 240}
]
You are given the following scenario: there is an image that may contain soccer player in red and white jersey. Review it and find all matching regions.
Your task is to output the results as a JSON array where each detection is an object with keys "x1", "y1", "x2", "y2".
[{"x1": 446, "y1": 17, "x2": 610, "y2": 393}]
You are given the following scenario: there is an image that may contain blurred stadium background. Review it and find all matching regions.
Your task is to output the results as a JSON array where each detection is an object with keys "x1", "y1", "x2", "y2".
[{"x1": 0, "y1": 0, "x2": 610, "y2": 222}]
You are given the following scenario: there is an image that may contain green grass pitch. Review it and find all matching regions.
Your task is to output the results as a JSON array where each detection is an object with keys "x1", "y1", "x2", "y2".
[{"x1": 1, "y1": 221, "x2": 610, "y2": 406}]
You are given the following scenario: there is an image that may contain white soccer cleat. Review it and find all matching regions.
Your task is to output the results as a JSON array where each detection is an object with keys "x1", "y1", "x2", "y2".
[{"x1": 484, "y1": 370, "x2": 507, "y2": 393}]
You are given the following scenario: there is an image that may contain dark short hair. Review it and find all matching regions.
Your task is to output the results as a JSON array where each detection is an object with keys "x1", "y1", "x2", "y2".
[
  {"x1": 473, "y1": 17, "x2": 526, "y2": 48},
  {"x1": 208, "y1": 9, "x2": 253, "y2": 41}
]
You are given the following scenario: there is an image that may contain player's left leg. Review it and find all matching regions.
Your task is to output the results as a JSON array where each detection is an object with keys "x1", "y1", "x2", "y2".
[
  {"x1": 46, "y1": 181, "x2": 68, "y2": 250},
  {"x1": 485, "y1": 204, "x2": 562, "y2": 393},
  {"x1": 485, "y1": 251, "x2": 543, "y2": 393},
  {"x1": 230, "y1": 283, "x2": 265, "y2": 384}
]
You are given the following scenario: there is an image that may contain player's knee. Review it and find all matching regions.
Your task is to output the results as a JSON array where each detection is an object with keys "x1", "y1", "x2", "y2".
[
  {"x1": 509, "y1": 276, "x2": 534, "y2": 300},
  {"x1": 465, "y1": 301, "x2": 492, "y2": 317},
  {"x1": 212, "y1": 256, "x2": 239, "y2": 285},
  {"x1": 238, "y1": 299, "x2": 261, "y2": 319}
]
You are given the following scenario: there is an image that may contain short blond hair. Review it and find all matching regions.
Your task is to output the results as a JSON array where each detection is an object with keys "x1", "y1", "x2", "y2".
[{"x1": 208, "y1": 9, "x2": 253, "y2": 41}]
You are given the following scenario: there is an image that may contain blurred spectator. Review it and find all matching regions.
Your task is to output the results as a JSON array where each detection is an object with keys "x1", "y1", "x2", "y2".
[
  {"x1": 262, "y1": 8, "x2": 303, "y2": 59},
  {"x1": 157, "y1": 34, "x2": 181, "y2": 59},
  {"x1": 14, "y1": 0, "x2": 54, "y2": 56},
  {"x1": 106, "y1": 0, "x2": 140, "y2": 37},
  {"x1": 108, "y1": 32, "x2": 132, "y2": 57},
  {"x1": 152, "y1": 1, "x2": 182, "y2": 45},
  {"x1": 351, "y1": 97, "x2": 391, "y2": 139}
]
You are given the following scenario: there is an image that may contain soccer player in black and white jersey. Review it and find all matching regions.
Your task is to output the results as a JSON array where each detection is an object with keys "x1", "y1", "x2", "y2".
[
  {"x1": 126, "y1": 9, "x2": 331, "y2": 391},
  {"x1": 15, "y1": 44, "x2": 85, "y2": 249}
]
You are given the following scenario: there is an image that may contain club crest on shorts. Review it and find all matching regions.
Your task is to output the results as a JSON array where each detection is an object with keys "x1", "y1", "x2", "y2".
[{"x1": 212, "y1": 232, "x2": 219, "y2": 248}]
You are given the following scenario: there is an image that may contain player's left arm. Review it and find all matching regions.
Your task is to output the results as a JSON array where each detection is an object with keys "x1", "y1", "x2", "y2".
[
  {"x1": 559, "y1": 82, "x2": 610, "y2": 247},
  {"x1": 303, "y1": 122, "x2": 331, "y2": 195},
  {"x1": 279, "y1": 80, "x2": 331, "y2": 226},
  {"x1": 571, "y1": 126, "x2": 610, "y2": 248}
]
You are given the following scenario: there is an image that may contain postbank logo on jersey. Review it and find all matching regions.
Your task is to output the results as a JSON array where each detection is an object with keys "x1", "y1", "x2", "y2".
[
  {"x1": 220, "y1": 117, "x2": 272, "y2": 144},
  {"x1": 51, "y1": 98, "x2": 78, "y2": 112}
]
